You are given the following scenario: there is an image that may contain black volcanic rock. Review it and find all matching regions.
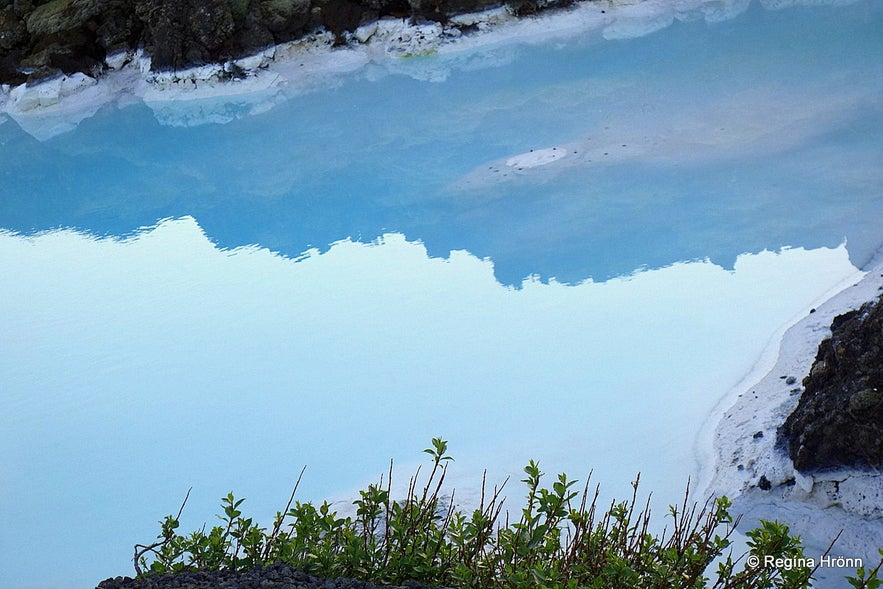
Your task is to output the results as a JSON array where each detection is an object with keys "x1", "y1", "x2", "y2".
[
  {"x1": 23, "y1": 26, "x2": 105, "y2": 77},
  {"x1": 319, "y1": 0, "x2": 375, "y2": 40},
  {"x1": 780, "y1": 295, "x2": 883, "y2": 471},
  {"x1": 258, "y1": 0, "x2": 312, "y2": 34},
  {"x1": 0, "y1": 7, "x2": 28, "y2": 81},
  {"x1": 96, "y1": 562, "x2": 451, "y2": 589},
  {"x1": 1, "y1": 0, "x2": 146, "y2": 82},
  {"x1": 0, "y1": 7, "x2": 28, "y2": 51},
  {"x1": 0, "y1": 0, "x2": 558, "y2": 85},
  {"x1": 135, "y1": 0, "x2": 236, "y2": 70},
  {"x1": 23, "y1": 0, "x2": 103, "y2": 38},
  {"x1": 506, "y1": 0, "x2": 570, "y2": 17},
  {"x1": 94, "y1": 0, "x2": 142, "y2": 54}
]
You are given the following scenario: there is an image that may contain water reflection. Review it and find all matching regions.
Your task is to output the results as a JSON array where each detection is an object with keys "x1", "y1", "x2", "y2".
[
  {"x1": 0, "y1": 219, "x2": 861, "y2": 587},
  {"x1": 0, "y1": 0, "x2": 880, "y2": 285},
  {"x1": 0, "y1": 2, "x2": 881, "y2": 587}
]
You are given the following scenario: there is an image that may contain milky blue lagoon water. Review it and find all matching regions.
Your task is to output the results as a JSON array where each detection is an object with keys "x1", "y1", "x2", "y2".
[{"x1": 1, "y1": 2, "x2": 882, "y2": 587}]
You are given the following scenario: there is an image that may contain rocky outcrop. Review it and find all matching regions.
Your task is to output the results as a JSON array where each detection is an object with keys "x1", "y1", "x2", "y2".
[
  {"x1": 0, "y1": 7, "x2": 28, "y2": 83},
  {"x1": 24, "y1": 0, "x2": 103, "y2": 37},
  {"x1": 0, "y1": 0, "x2": 577, "y2": 86},
  {"x1": 1, "y1": 0, "x2": 141, "y2": 84},
  {"x1": 779, "y1": 295, "x2": 883, "y2": 472},
  {"x1": 135, "y1": 0, "x2": 235, "y2": 70}
]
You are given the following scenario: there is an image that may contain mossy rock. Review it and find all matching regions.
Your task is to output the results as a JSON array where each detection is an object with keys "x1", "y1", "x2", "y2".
[
  {"x1": 227, "y1": 0, "x2": 250, "y2": 21},
  {"x1": 25, "y1": 0, "x2": 101, "y2": 36},
  {"x1": 849, "y1": 388, "x2": 882, "y2": 414}
]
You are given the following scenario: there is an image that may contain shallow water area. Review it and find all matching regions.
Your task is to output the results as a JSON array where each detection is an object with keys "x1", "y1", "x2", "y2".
[{"x1": 1, "y1": 1, "x2": 882, "y2": 587}]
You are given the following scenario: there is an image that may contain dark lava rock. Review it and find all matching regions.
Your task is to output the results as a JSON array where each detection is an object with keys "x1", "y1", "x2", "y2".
[
  {"x1": 94, "y1": 0, "x2": 142, "y2": 55},
  {"x1": 17, "y1": 0, "x2": 109, "y2": 80},
  {"x1": 0, "y1": 7, "x2": 28, "y2": 51},
  {"x1": 135, "y1": 0, "x2": 236, "y2": 70},
  {"x1": 757, "y1": 475, "x2": 772, "y2": 490},
  {"x1": 23, "y1": 0, "x2": 104, "y2": 38},
  {"x1": 259, "y1": 0, "x2": 312, "y2": 34},
  {"x1": 22, "y1": 27, "x2": 105, "y2": 77},
  {"x1": 505, "y1": 0, "x2": 571, "y2": 18},
  {"x1": 0, "y1": 7, "x2": 28, "y2": 82},
  {"x1": 4, "y1": 0, "x2": 574, "y2": 85},
  {"x1": 96, "y1": 562, "x2": 451, "y2": 589},
  {"x1": 779, "y1": 295, "x2": 883, "y2": 471},
  {"x1": 2, "y1": 0, "x2": 145, "y2": 82},
  {"x1": 318, "y1": 0, "x2": 373, "y2": 40}
]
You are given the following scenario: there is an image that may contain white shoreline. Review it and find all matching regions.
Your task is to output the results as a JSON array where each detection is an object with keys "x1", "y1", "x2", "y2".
[
  {"x1": 0, "y1": 0, "x2": 860, "y2": 140},
  {"x1": 702, "y1": 247, "x2": 883, "y2": 561}
]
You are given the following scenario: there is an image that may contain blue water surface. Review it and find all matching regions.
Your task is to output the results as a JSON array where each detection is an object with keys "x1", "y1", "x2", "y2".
[
  {"x1": 1, "y1": 1, "x2": 882, "y2": 587},
  {"x1": 2, "y1": 1, "x2": 880, "y2": 283}
]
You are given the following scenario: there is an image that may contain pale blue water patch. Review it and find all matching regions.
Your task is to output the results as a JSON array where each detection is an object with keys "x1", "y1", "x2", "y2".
[
  {"x1": 0, "y1": 224, "x2": 861, "y2": 589},
  {"x1": 0, "y1": 1, "x2": 882, "y2": 587}
]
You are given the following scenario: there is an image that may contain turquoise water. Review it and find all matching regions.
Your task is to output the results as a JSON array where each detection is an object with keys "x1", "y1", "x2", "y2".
[{"x1": 1, "y1": 2, "x2": 882, "y2": 587}]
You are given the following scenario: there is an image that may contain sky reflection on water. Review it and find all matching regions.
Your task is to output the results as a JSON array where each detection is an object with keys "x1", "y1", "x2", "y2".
[
  {"x1": 1, "y1": 1, "x2": 881, "y2": 285},
  {"x1": 0, "y1": 1, "x2": 882, "y2": 587},
  {"x1": 0, "y1": 220, "x2": 863, "y2": 587}
]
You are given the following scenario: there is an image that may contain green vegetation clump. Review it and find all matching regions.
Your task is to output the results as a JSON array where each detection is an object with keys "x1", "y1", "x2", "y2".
[{"x1": 135, "y1": 438, "x2": 882, "y2": 588}]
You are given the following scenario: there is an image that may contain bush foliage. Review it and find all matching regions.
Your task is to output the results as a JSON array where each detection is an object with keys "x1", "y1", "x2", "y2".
[{"x1": 135, "y1": 439, "x2": 882, "y2": 588}]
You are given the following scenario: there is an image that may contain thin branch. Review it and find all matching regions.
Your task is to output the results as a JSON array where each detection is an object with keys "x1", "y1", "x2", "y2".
[{"x1": 133, "y1": 487, "x2": 192, "y2": 576}]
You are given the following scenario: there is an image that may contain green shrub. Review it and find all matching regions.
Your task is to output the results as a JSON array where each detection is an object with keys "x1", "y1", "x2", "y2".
[{"x1": 134, "y1": 438, "x2": 882, "y2": 588}]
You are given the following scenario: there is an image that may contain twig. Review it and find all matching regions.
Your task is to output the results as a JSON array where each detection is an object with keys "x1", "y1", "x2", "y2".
[
  {"x1": 133, "y1": 487, "x2": 192, "y2": 576},
  {"x1": 262, "y1": 465, "x2": 307, "y2": 561}
]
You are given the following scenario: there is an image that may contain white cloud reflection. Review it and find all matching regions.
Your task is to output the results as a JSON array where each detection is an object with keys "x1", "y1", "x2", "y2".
[{"x1": 0, "y1": 217, "x2": 861, "y2": 585}]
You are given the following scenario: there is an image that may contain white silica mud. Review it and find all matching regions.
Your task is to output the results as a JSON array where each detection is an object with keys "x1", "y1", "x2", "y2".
[
  {"x1": 452, "y1": 57, "x2": 879, "y2": 192},
  {"x1": 703, "y1": 255, "x2": 883, "y2": 587},
  {"x1": 506, "y1": 146, "x2": 568, "y2": 168},
  {"x1": 0, "y1": 1, "x2": 881, "y2": 588}
]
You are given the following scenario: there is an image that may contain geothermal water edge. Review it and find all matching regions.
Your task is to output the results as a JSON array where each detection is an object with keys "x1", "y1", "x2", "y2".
[{"x1": 0, "y1": 1, "x2": 881, "y2": 587}]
